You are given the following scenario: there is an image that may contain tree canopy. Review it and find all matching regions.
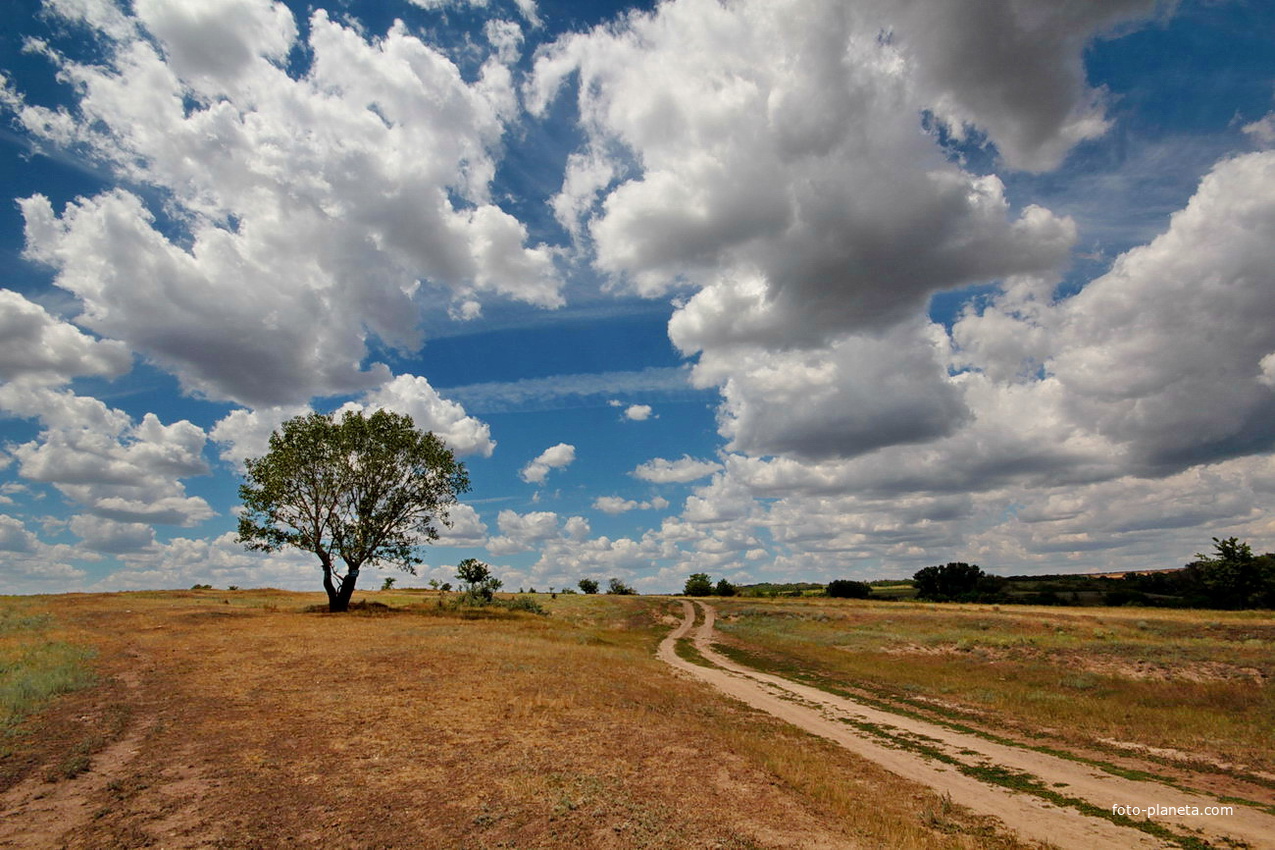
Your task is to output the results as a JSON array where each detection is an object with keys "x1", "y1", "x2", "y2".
[
  {"x1": 913, "y1": 562, "x2": 998, "y2": 602},
  {"x1": 683, "y1": 572, "x2": 713, "y2": 596},
  {"x1": 826, "y1": 579, "x2": 871, "y2": 599},
  {"x1": 237, "y1": 409, "x2": 469, "y2": 612}
]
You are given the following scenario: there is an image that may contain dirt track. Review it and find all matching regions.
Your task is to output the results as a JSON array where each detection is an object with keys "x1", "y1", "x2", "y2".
[{"x1": 658, "y1": 600, "x2": 1275, "y2": 850}]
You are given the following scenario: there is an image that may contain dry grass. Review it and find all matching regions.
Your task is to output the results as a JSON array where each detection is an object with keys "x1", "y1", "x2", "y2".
[
  {"x1": 711, "y1": 597, "x2": 1275, "y2": 782},
  {"x1": 0, "y1": 590, "x2": 1043, "y2": 849}
]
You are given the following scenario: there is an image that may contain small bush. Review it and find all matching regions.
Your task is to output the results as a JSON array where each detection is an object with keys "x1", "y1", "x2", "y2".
[{"x1": 499, "y1": 596, "x2": 549, "y2": 616}]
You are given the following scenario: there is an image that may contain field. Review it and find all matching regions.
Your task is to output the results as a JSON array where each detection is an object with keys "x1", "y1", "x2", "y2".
[{"x1": 2, "y1": 590, "x2": 1272, "y2": 849}]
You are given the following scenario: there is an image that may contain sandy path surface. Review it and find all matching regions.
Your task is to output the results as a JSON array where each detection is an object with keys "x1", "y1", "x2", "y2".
[{"x1": 658, "y1": 600, "x2": 1275, "y2": 850}]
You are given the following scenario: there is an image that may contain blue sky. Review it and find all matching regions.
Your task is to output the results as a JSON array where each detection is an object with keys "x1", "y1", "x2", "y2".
[{"x1": 1, "y1": 0, "x2": 1274, "y2": 595}]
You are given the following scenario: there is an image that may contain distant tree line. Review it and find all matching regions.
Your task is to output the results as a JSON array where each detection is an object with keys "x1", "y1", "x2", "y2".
[
  {"x1": 1111, "y1": 538, "x2": 1275, "y2": 609},
  {"x1": 905, "y1": 539, "x2": 1275, "y2": 609}
]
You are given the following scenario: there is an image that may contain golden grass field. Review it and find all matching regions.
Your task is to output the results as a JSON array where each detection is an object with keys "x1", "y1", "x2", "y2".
[{"x1": 2, "y1": 589, "x2": 1272, "y2": 848}]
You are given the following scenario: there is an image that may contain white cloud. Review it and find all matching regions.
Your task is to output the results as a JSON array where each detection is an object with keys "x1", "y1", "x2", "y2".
[
  {"x1": 533, "y1": 0, "x2": 1093, "y2": 354},
  {"x1": 0, "y1": 289, "x2": 131, "y2": 385},
  {"x1": 631, "y1": 455, "x2": 721, "y2": 484},
  {"x1": 410, "y1": 0, "x2": 542, "y2": 29},
  {"x1": 953, "y1": 151, "x2": 1275, "y2": 475},
  {"x1": 1, "y1": 386, "x2": 214, "y2": 527},
  {"x1": 133, "y1": 0, "x2": 297, "y2": 99},
  {"x1": 622, "y1": 403, "x2": 653, "y2": 421},
  {"x1": 519, "y1": 442, "x2": 575, "y2": 484},
  {"x1": 10, "y1": 2, "x2": 561, "y2": 406},
  {"x1": 209, "y1": 404, "x2": 313, "y2": 471},
  {"x1": 69, "y1": 514, "x2": 155, "y2": 554},
  {"x1": 694, "y1": 319, "x2": 969, "y2": 460},
  {"x1": 0, "y1": 514, "x2": 92, "y2": 591},
  {"x1": 0, "y1": 514, "x2": 38, "y2": 554},
  {"x1": 434, "y1": 502, "x2": 489, "y2": 547},
  {"x1": 103, "y1": 530, "x2": 316, "y2": 591},
  {"x1": 486, "y1": 508, "x2": 584, "y2": 554},
  {"x1": 340, "y1": 373, "x2": 496, "y2": 458},
  {"x1": 212, "y1": 373, "x2": 494, "y2": 473},
  {"x1": 592, "y1": 495, "x2": 669, "y2": 514}
]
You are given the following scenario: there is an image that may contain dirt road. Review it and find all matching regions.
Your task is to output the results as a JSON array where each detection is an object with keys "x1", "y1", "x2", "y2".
[{"x1": 658, "y1": 600, "x2": 1275, "y2": 850}]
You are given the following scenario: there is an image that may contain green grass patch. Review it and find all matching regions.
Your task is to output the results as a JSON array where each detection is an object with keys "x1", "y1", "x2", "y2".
[
  {"x1": 673, "y1": 638, "x2": 714, "y2": 668},
  {"x1": 0, "y1": 599, "x2": 98, "y2": 734},
  {"x1": 1, "y1": 641, "x2": 98, "y2": 731}
]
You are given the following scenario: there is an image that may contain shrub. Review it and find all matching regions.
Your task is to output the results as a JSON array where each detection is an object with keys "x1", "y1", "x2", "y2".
[
  {"x1": 499, "y1": 595, "x2": 549, "y2": 616},
  {"x1": 578, "y1": 578, "x2": 600, "y2": 594},
  {"x1": 714, "y1": 578, "x2": 737, "y2": 597}
]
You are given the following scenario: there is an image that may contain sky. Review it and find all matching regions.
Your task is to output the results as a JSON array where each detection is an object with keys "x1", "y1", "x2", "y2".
[{"x1": 1, "y1": 0, "x2": 1274, "y2": 595}]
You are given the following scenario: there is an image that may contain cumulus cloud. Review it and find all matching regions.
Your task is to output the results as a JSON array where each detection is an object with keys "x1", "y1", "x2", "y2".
[
  {"x1": 0, "y1": 514, "x2": 93, "y2": 592},
  {"x1": 212, "y1": 373, "x2": 493, "y2": 473},
  {"x1": 0, "y1": 514, "x2": 38, "y2": 554},
  {"x1": 1, "y1": 386, "x2": 213, "y2": 526},
  {"x1": 695, "y1": 319, "x2": 969, "y2": 460},
  {"x1": 340, "y1": 373, "x2": 496, "y2": 457},
  {"x1": 519, "y1": 442, "x2": 575, "y2": 484},
  {"x1": 486, "y1": 508, "x2": 586, "y2": 554},
  {"x1": 69, "y1": 514, "x2": 155, "y2": 554},
  {"x1": 531, "y1": 0, "x2": 1102, "y2": 355},
  {"x1": 0, "y1": 289, "x2": 131, "y2": 385},
  {"x1": 9, "y1": 0, "x2": 560, "y2": 406},
  {"x1": 434, "y1": 502, "x2": 489, "y2": 547},
  {"x1": 621, "y1": 403, "x2": 653, "y2": 421},
  {"x1": 631, "y1": 455, "x2": 721, "y2": 484},
  {"x1": 883, "y1": 0, "x2": 1161, "y2": 172},
  {"x1": 954, "y1": 151, "x2": 1275, "y2": 474}
]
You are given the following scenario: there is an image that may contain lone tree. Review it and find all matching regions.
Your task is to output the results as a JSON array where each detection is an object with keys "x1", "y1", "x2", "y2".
[
  {"x1": 684, "y1": 572, "x2": 713, "y2": 596},
  {"x1": 578, "y1": 577, "x2": 600, "y2": 594},
  {"x1": 237, "y1": 410, "x2": 470, "y2": 613},
  {"x1": 456, "y1": 557, "x2": 502, "y2": 604}
]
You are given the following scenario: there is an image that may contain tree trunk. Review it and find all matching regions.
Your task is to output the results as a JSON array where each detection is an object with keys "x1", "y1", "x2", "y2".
[
  {"x1": 319, "y1": 551, "x2": 341, "y2": 612},
  {"x1": 330, "y1": 567, "x2": 360, "y2": 612}
]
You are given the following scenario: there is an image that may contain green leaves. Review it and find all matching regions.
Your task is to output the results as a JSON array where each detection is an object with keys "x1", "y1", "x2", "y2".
[{"x1": 236, "y1": 409, "x2": 470, "y2": 597}]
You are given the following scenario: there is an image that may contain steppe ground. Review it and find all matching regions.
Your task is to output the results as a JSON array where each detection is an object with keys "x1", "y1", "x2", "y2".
[{"x1": 1, "y1": 589, "x2": 1272, "y2": 849}]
